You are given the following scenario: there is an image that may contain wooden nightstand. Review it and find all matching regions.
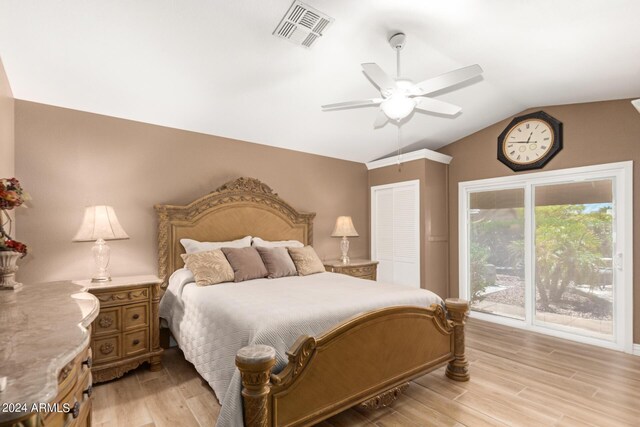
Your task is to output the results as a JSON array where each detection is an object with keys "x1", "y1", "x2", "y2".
[
  {"x1": 323, "y1": 259, "x2": 379, "y2": 281},
  {"x1": 75, "y1": 275, "x2": 164, "y2": 383}
]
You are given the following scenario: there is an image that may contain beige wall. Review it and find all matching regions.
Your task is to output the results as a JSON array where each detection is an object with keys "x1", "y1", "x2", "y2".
[
  {"x1": 15, "y1": 101, "x2": 369, "y2": 283},
  {"x1": 368, "y1": 158, "x2": 449, "y2": 297},
  {"x1": 438, "y1": 98, "x2": 640, "y2": 343},
  {"x1": 0, "y1": 57, "x2": 14, "y2": 178}
]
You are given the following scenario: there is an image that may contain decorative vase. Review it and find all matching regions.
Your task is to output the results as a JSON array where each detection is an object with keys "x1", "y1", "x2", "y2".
[{"x1": 0, "y1": 251, "x2": 22, "y2": 290}]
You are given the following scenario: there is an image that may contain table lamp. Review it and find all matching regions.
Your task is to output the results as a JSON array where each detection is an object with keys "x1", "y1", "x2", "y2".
[
  {"x1": 72, "y1": 205, "x2": 129, "y2": 282},
  {"x1": 331, "y1": 216, "x2": 359, "y2": 264}
]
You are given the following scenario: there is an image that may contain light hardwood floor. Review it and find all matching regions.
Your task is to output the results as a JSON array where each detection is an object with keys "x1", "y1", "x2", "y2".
[{"x1": 93, "y1": 319, "x2": 640, "y2": 426}]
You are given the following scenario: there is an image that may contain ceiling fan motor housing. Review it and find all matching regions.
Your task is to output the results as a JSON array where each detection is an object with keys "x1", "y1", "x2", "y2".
[{"x1": 389, "y1": 33, "x2": 406, "y2": 50}]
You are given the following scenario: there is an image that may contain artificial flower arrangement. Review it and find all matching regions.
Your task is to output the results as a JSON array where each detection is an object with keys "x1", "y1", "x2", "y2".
[{"x1": 0, "y1": 177, "x2": 29, "y2": 257}]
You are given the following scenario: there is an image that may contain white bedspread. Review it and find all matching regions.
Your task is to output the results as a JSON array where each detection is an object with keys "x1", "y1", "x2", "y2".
[{"x1": 159, "y1": 269, "x2": 442, "y2": 427}]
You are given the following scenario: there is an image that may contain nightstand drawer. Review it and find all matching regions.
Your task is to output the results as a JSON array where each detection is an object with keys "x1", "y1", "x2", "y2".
[
  {"x1": 123, "y1": 303, "x2": 149, "y2": 331},
  {"x1": 93, "y1": 286, "x2": 149, "y2": 308},
  {"x1": 94, "y1": 307, "x2": 121, "y2": 336},
  {"x1": 347, "y1": 265, "x2": 376, "y2": 279},
  {"x1": 123, "y1": 329, "x2": 149, "y2": 357},
  {"x1": 93, "y1": 335, "x2": 121, "y2": 363},
  {"x1": 323, "y1": 259, "x2": 378, "y2": 281}
]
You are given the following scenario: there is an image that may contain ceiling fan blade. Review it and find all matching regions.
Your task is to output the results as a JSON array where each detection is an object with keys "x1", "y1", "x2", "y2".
[
  {"x1": 373, "y1": 109, "x2": 389, "y2": 128},
  {"x1": 412, "y1": 64, "x2": 483, "y2": 96},
  {"x1": 361, "y1": 63, "x2": 396, "y2": 93},
  {"x1": 321, "y1": 98, "x2": 382, "y2": 110},
  {"x1": 415, "y1": 97, "x2": 462, "y2": 116}
]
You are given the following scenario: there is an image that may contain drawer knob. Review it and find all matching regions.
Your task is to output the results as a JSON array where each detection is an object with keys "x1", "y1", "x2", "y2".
[
  {"x1": 133, "y1": 339, "x2": 140, "y2": 346},
  {"x1": 83, "y1": 385, "x2": 93, "y2": 398},
  {"x1": 82, "y1": 356, "x2": 93, "y2": 369},
  {"x1": 132, "y1": 314, "x2": 140, "y2": 320},
  {"x1": 66, "y1": 401, "x2": 81, "y2": 419}
]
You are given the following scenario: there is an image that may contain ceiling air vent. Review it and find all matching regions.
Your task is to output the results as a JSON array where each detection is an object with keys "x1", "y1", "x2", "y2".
[{"x1": 273, "y1": 1, "x2": 333, "y2": 48}]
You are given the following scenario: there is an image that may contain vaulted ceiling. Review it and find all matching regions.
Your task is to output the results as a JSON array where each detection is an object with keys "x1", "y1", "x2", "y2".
[{"x1": 1, "y1": 1, "x2": 639, "y2": 163}]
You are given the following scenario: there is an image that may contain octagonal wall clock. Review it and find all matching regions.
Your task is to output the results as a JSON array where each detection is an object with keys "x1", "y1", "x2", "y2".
[{"x1": 497, "y1": 111, "x2": 563, "y2": 172}]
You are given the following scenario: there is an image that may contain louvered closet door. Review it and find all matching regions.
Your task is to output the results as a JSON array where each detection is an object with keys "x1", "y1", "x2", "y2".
[{"x1": 371, "y1": 180, "x2": 420, "y2": 287}]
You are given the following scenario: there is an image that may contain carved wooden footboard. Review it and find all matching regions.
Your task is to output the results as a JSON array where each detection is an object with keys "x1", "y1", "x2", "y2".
[{"x1": 236, "y1": 298, "x2": 469, "y2": 427}]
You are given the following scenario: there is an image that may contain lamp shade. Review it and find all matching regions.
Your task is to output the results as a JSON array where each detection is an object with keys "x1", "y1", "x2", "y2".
[
  {"x1": 331, "y1": 216, "x2": 359, "y2": 237},
  {"x1": 72, "y1": 205, "x2": 130, "y2": 242},
  {"x1": 633, "y1": 99, "x2": 640, "y2": 114}
]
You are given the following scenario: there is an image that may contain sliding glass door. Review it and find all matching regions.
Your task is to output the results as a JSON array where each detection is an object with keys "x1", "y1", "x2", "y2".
[
  {"x1": 459, "y1": 162, "x2": 632, "y2": 351},
  {"x1": 468, "y1": 188, "x2": 525, "y2": 320},
  {"x1": 533, "y1": 180, "x2": 614, "y2": 337}
]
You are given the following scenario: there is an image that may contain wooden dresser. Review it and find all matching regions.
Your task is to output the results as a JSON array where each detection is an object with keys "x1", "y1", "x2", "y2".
[
  {"x1": 323, "y1": 259, "x2": 379, "y2": 281},
  {"x1": 75, "y1": 275, "x2": 164, "y2": 383},
  {"x1": 0, "y1": 281, "x2": 98, "y2": 427}
]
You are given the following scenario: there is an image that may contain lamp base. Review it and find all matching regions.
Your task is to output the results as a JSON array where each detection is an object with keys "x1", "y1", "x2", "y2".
[
  {"x1": 92, "y1": 238, "x2": 112, "y2": 284},
  {"x1": 340, "y1": 236, "x2": 350, "y2": 265}
]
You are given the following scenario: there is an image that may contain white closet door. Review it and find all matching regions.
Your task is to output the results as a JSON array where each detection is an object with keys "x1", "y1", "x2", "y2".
[{"x1": 371, "y1": 180, "x2": 420, "y2": 287}]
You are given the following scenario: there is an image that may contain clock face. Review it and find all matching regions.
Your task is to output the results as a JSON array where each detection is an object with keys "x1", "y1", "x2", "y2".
[
  {"x1": 497, "y1": 111, "x2": 563, "y2": 172},
  {"x1": 502, "y1": 119, "x2": 554, "y2": 165}
]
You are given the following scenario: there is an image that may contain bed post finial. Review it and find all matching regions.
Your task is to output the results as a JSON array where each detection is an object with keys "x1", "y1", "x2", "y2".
[
  {"x1": 444, "y1": 298, "x2": 470, "y2": 381},
  {"x1": 236, "y1": 345, "x2": 276, "y2": 427}
]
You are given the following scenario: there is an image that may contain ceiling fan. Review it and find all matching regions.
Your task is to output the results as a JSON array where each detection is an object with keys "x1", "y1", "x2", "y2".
[{"x1": 321, "y1": 33, "x2": 483, "y2": 127}]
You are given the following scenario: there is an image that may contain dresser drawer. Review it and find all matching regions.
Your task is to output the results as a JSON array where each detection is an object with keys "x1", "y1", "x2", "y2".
[
  {"x1": 123, "y1": 329, "x2": 149, "y2": 357},
  {"x1": 123, "y1": 303, "x2": 149, "y2": 331},
  {"x1": 94, "y1": 307, "x2": 121, "y2": 336},
  {"x1": 70, "y1": 369, "x2": 93, "y2": 427},
  {"x1": 93, "y1": 335, "x2": 121, "y2": 363},
  {"x1": 44, "y1": 344, "x2": 92, "y2": 425},
  {"x1": 93, "y1": 286, "x2": 149, "y2": 308},
  {"x1": 56, "y1": 356, "x2": 80, "y2": 401}
]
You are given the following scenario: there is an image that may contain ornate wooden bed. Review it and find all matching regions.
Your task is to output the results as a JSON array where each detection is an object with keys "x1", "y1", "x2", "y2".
[{"x1": 155, "y1": 177, "x2": 469, "y2": 427}]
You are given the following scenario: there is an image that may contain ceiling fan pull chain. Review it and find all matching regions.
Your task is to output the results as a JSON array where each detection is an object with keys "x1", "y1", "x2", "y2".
[{"x1": 397, "y1": 123, "x2": 403, "y2": 171}]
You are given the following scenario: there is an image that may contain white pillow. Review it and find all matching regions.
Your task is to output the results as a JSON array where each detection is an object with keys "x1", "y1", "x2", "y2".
[
  {"x1": 251, "y1": 237, "x2": 304, "y2": 248},
  {"x1": 180, "y1": 236, "x2": 252, "y2": 254}
]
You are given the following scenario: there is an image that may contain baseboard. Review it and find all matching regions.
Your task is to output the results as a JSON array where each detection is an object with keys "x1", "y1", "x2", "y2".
[{"x1": 633, "y1": 344, "x2": 640, "y2": 356}]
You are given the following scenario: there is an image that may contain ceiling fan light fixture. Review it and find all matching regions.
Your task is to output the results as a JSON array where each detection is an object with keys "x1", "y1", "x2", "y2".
[{"x1": 381, "y1": 94, "x2": 415, "y2": 121}]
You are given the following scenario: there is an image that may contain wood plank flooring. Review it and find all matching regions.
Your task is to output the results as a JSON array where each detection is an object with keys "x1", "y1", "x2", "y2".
[{"x1": 93, "y1": 319, "x2": 640, "y2": 426}]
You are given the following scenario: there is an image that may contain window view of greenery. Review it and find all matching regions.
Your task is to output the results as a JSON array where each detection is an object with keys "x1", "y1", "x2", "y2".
[
  {"x1": 469, "y1": 181, "x2": 614, "y2": 338},
  {"x1": 469, "y1": 189, "x2": 525, "y2": 320},
  {"x1": 534, "y1": 182, "x2": 613, "y2": 337}
]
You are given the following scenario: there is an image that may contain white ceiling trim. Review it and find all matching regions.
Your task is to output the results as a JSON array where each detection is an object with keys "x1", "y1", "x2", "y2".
[{"x1": 366, "y1": 148, "x2": 452, "y2": 170}]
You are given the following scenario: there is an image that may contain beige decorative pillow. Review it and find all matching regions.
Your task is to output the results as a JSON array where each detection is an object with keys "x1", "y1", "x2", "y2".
[
  {"x1": 181, "y1": 249, "x2": 234, "y2": 286},
  {"x1": 288, "y1": 246, "x2": 325, "y2": 276}
]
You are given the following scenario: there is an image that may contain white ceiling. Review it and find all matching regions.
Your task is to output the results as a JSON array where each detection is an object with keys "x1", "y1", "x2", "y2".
[{"x1": 1, "y1": 0, "x2": 639, "y2": 163}]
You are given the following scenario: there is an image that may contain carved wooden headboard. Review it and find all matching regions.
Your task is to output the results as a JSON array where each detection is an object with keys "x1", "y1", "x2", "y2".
[{"x1": 154, "y1": 177, "x2": 315, "y2": 286}]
